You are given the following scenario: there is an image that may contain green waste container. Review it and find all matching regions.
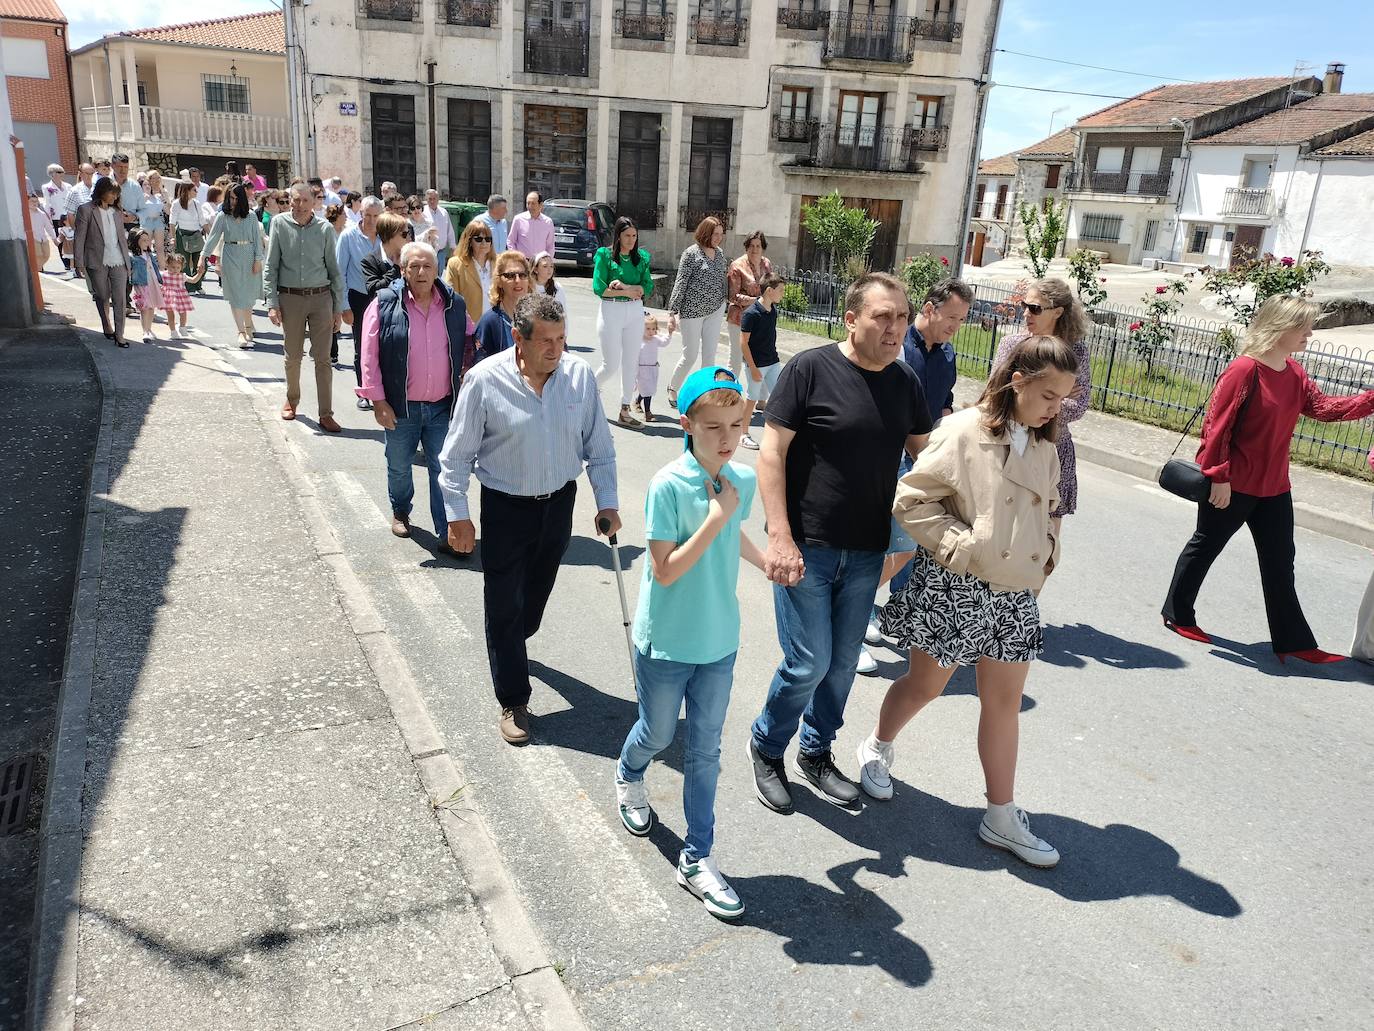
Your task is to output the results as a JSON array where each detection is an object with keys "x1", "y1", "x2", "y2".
[{"x1": 440, "y1": 201, "x2": 487, "y2": 232}]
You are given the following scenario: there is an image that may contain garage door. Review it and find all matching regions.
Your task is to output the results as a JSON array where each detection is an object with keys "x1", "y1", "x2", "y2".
[{"x1": 13, "y1": 122, "x2": 60, "y2": 183}]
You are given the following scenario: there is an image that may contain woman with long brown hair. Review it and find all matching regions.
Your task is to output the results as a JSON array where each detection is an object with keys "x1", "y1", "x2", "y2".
[
  {"x1": 443, "y1": 219, "x2": 495, "y2": 317},
  {"x1": 170, "y1": 179, "x2": 205, "y2": 293}
]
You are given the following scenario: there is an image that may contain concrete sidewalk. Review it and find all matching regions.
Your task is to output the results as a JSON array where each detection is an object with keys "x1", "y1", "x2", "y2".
[{"x1": 28, "y1": 296, "x2": 582, "y2": 1029}]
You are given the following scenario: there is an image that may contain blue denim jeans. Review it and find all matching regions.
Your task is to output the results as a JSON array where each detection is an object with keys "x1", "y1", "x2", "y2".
[
  {"x1": 619, "y1": 648, "x2": 736, "y2": 862},
  {"x1": 383, "y1": 398, "x2": 451, "y2": 537},
  {"x1": 751, "y1": 544, "x2": 884, "y2": 759}
]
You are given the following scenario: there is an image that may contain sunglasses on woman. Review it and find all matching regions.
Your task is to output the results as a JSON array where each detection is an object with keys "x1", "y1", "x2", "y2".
[
  {"x1": 1021, "y1": 301, "x2": 1054, "y2": 316},
  {"x1": 499, "y1": 270, "x2": 529, "y2": 281},
  {"x1": 472, "y1": 235, "x2": 491, "y2": 243}
]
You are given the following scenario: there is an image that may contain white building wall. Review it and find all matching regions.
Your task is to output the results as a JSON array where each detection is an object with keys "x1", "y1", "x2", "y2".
[{"x1": 1297, "y1": 158, "x2": 1374, "y2": 267}]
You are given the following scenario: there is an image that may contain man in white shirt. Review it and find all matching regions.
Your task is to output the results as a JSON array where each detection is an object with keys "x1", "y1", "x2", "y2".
[
  {"x1": 188, "y1": 167, "x2": 209, "y2": 206},
  {"x1": 423, "y1": 189, "x2": 456, "y2": 269},
  {"x1": 41, "y1": 164, "x2": 73, "y2": 271},
  {"x1": 324, "y1": 176, "x2": 343, "y2": 206}
]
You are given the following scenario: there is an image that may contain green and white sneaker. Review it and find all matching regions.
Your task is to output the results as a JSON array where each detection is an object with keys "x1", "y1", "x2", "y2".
[
  {"x1": 677, "y1": 853, "x2": 744, "y2": 920},
  {"x1": 616, "y1": 777, "x2": 654, "y2": 836}
]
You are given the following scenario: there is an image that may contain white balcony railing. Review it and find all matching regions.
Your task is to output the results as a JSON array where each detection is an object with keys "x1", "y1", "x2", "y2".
[
  {"x1": 80, "y1": 105, "x2": 290, "y2": 154},
  {"x1": 1221, "y1": 186, "x2": 1274, "y2": 218}
]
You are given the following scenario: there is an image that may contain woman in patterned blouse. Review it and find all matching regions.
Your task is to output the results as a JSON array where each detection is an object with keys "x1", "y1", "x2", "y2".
[{"x1": 665, "y1": 216, "x2": 729, "y2": 409}]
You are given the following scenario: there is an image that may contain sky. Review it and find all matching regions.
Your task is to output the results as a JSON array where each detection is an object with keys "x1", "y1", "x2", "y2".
[
  {"x1": 65, "y1": 0, "x2": 276, "y2": 51},
  {"x1": 982, "y1": 0, "x2": 1374, "y2": 159}
]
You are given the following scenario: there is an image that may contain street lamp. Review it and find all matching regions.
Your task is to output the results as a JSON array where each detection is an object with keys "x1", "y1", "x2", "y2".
[{"x1": 1047, "y1": 105, "x2": 1068, "y2": 138}]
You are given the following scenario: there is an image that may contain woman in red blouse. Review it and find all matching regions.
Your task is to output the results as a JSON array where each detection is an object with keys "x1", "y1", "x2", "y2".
[{"x1": 1162, "y1": 296, "x2": 1374, "y2": 664}]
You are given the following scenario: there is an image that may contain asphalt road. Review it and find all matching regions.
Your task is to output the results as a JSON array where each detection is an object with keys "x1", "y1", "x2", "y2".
[{"x1": 44, "y1": 262, "x2": 1374, "y2": 1030}]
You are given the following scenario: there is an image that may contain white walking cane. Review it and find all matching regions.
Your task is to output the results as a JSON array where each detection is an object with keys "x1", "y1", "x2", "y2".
[{"x1": 598, "y1": 516, "x2": 638, "y2": 692}]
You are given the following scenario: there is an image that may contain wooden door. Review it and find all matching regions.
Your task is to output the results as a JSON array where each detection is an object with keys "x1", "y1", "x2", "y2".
[
  {"x1": 797, "y1": 195, "x2": 901, "y2": 271},
  {"x1": 1230, "y1": 225, "x2": 1264, "y2": 268},
  {"x1": 524, "y1": 105, "x2": 588, "y2": 199},
  {"x1": 836, "y1": 91, "x2": 883, "y2": 169}
]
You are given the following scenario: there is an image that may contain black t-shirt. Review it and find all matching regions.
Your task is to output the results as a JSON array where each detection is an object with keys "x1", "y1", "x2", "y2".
[
  {"x1": 766, "y1": 344, "x2": 933, "y2": 551},
  {"x1": 740, "y1": 300, "x2": 779, "y2": 368}
]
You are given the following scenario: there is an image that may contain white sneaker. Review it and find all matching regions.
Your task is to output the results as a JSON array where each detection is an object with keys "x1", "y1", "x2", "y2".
[
  {"x1": 856, "y1": 646, "x2": 878, "y2": 675},
  {"x1": 740, "y1": 434, "x2": 760, "y2": 450},
  {"x1": 616, "y1": 778, "x2": 654, "y2": 836},
  {"x1": 857, "y1": 734, "x2": 894, "y2": 801},
  {"x1": 865, "y1": 614, "x2": 884, "y2": 645},
  {"x1": 979, "y1": 803, "x2": 1060, "y2": 868},
  {"x1": 677, "y1": 853, "x2": 744, "y2": 920}
]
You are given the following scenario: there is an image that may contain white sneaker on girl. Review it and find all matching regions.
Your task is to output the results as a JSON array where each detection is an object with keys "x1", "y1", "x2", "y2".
[
  {"x1": 857, "y1": 733, "x2": 894, "y2": 800},
  {"x1": 979, "y1": 802, "x2": 1059, "y2": 868}
]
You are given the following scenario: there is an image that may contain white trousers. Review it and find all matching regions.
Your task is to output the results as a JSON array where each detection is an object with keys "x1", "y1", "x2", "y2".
[
  {"x1": 724, "y1": 322, "x2": 745, "y2": 381},
  {"x1": 669, "y1": 302, "x2": 728, "y2": 393},
  {"x1": 595, "y1": 297, "x2": 644, "y2": 406},
  {"x1": 1355, "y1": 564, "x2": 1374, "y2": 661}
]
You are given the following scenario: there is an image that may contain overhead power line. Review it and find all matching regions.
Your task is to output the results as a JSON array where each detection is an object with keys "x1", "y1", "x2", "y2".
[
  {"x1": 991, "y1": 81, "x2": 1374, "y2": 117},
  {"x1": 993, "y1": 48, "x2": 1200, "y2": 83}
]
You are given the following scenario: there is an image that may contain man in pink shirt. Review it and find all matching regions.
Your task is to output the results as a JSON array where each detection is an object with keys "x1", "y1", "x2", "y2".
[
  {"x1": 357, "y1": 240, "x2": 474, "y2": 552},
  {"x1": 508, "y1": 190, "x2": 555, "y2": 261}
]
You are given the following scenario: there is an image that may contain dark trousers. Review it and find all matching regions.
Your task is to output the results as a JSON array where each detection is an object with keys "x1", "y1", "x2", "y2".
[
  {"x1": 480, "y1": 480, "x2": 577, "y2": 708},
  {"x1": 1162, "y1": 490, "x2": 1318, "y2": 654},
  {"x1": 347, "y1": 288, "x2": 370, "y2": 386}
]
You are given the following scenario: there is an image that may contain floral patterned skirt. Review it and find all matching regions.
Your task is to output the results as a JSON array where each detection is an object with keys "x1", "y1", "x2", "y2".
[{"x1": 879, "y1": 547, "x2": 1042, "y2": 667}]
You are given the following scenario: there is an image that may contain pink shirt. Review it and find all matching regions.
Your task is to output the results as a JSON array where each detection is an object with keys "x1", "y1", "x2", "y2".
[
  {"x1": 508, "y1": 211, "x2": 555, "y2": 260},
  {"x1": 247, "y1": 174, "x2": 267, "y2": 191},
  {"x1": 358, "y1": 287, "x2": 471, "y2": 404}
]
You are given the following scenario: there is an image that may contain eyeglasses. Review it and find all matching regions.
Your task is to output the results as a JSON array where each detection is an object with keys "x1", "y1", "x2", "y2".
[
  {"x1": 1021, "y1": 301, "x2": 1054, "y2": 316},
  {"x1": 402, "y1": 228, "x2": 414, "y2": 239},
  {"x1": 499, "y1": 270, "x2": 529, "y2": 281},
  {"x1": 472, "y1": 235, "x2": 492, "y2": 243}
]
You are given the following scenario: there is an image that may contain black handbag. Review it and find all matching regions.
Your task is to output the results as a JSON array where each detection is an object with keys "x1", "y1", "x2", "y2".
[{"x1": 1158, "y1": 365, "x2": 1259, "y2": 503}]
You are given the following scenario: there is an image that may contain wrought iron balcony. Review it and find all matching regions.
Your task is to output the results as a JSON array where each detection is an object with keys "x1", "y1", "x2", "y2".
[
  {"x1": 524, "y1": 26, "x2": 591, "y2": 75},
  {"x1": 446, "y1": 0, "x2": 497, "y2": 25},
  {"x1": 908, "y1": 124, "x2": 949, "y2": 152},
  {"x1": 772, "y1": 114, "x2": 813, "y2": 143},
  {"x1": 365, "y1": 0, "x2": 416, "y2": 19},
  {"x1": 679, "y1": 206, "x2": 733, "y2": 231},
  {"x1": 614, "y1": 10, "x2": 674, "y2": 40},
  {"x1": 1066, "y1": 169, "x2": 1172, "y2": 197},
  {"x1": 823, "y1": 14, "x2": 913, "y2": 63},
  {"x1": 794, "y1": 122, "x2": 918, "y2": 174},
  {"x1": 616, "y1": 202, "x2": 664, "y2": 230},
  {"x1": 690, "y1": 15, "x2": 747, "y2": 45},
  {"x1": 910, "y1": 15, "x2": 961, "y2": 41},
  {"x1": 1221, "y1": 186, "x2": 1274, "y2": 218},
  {"x1": 776, "y1": 5, "x2": 828, "y2": 30}
]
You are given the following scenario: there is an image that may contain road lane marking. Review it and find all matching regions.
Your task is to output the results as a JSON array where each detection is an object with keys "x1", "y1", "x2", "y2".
[{"x1": 1134, "y1": 483, "x2": 1191, "y2": 505}]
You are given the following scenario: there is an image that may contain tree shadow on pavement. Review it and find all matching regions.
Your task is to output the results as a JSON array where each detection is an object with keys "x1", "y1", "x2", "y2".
[
  {"x1": 1039, "y1": 623, "x2": 1185, "y2": 671},
  {"x1": 1205, "y1": 635, "x2": 1374, "y2": 683},
  {"x1": 801, "y1": 785, "x2": 1242, "y2": 918}
]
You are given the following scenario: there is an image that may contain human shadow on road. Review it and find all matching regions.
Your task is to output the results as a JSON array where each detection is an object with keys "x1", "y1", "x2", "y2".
[
  {"x1": 1205, "y1": 635, "x2": 1374, "y2": 683},
  {"x1": 731, "y1": 858, "x2": 934, "y2": 988},
  {"x1": 292, "y1": 414, "x2": 385, "y2": 441},
  {"x1": 563, "y1": 533, "x2": 646, "y2": 571},
  {"x1": 1039, "y1": 622, "x2": 1185, "y2": 671},
  {"x1": 855, "y1": 654, "x2": 1037, "y2": 712},
  {"x1": 801, "y1": 785, "x2": 1242, "y2": 918}
]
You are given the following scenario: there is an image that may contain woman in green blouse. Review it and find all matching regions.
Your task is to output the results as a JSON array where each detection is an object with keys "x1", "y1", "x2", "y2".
[{"x1": 593, "y1": 216, "x2": 654, "y2": 428}]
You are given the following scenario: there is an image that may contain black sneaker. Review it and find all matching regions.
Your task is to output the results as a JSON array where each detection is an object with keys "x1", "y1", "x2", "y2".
[
  {"x1": 745, "y1": 737, "x2": 794, "y2": 814},
  {"x1": 795, "y1": 750, "x2": 861, "y2": 807}
]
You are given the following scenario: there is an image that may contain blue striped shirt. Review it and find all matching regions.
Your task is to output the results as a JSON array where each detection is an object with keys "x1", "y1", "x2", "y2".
[
  {"x1": 439, "y1": 350, "x2": 619, "y2": 522},
  {"x1": 475, "y1": 212, "x2": 509, "y2": 254},
  {"x1": 336, "y1": 223, "x2": 382, "y2": 296}
]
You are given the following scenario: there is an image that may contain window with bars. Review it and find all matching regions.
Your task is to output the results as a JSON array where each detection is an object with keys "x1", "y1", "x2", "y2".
[
  {"x1": 1188, "y1": 223, "x2": 1211, "y2": 254},
  {"x1": 1079, "y1": 213, "x2": 1122, "y2": 243},
  {"x1": 203, "y1": 75, "x2": 250, "y2": 115},
  {"x1": 687, "y1": 116, "x2": 732, "y2": 212},
  {"x1": 616, "y1": 111, "x2": 661, "y2": 228}
]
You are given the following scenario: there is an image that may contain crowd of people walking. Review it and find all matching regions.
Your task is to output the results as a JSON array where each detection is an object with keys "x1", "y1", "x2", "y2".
[{"x1": 34, "y1": 155, "x2": 1374, "y2": 919}]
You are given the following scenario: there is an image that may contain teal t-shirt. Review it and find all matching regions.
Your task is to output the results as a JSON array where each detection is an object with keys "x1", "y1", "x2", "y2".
[{"x1": 632, "y1": 453, "x2": 755, "y2": 665}]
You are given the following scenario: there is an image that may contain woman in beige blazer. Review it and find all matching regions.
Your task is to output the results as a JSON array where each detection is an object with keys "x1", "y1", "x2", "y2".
[{"x1": 73, "y1": 178, "x2": 132, "y2": 345}]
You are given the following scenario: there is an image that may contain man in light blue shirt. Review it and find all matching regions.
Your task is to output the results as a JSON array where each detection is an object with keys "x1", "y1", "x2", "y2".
[
  {"x1": 475, "y1": 194, "x2": 509, "y2": 254},
  {"x1": 439, "y1": 292, "x2": 620, "y2": 745},
  {"x1": 336, "y1": 195, "x2": 384, "y2": 403}
]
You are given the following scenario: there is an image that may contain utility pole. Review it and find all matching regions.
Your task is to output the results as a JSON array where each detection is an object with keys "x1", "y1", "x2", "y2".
[{"x1": 282, "y1": 0, "x2": 305, "y2": 178}]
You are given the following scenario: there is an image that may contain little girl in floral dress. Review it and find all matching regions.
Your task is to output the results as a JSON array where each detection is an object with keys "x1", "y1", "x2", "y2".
[{"x1": 161, "y1": 252, "x2": 204, "y2": 338}]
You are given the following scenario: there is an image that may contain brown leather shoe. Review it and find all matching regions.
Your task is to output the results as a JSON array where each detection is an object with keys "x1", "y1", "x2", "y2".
[
  {"x1": 499, "y1": 706, "x2": 531, "y2": 745},
  {"x1": 318, "y1": 415, "x2": 342, "y2": 433},
  {"x1": 390, "y1": 512, "x2": 411, "y2": 538},
  {"x1": 280, "y1": 403, "x2": 297, "y2": 421}
]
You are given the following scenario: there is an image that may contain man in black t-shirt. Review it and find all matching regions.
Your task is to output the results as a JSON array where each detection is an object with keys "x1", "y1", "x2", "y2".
[{"x1": 746, "y1": 272, "x2": 932, "y2": 813}]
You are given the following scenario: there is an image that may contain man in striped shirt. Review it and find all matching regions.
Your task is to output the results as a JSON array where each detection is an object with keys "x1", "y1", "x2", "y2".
[{"x1": 439, "y1": 292, "x2": 621, "y2": 745}]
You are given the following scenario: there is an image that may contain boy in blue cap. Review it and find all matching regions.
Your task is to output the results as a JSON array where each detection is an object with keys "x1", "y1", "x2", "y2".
[{"x1": 615, "y1": 365, "x2": 764, "y2": 920}]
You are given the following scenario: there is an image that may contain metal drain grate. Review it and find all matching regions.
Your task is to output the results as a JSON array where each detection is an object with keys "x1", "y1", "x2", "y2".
[{"x1": 0, "y1": 754, "x2": 36, "y2": 836}]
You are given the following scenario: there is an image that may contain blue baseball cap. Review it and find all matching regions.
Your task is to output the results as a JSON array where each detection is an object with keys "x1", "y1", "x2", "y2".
[{"x1": 677, "y1": 366, "x2": 743, "y2": 452}]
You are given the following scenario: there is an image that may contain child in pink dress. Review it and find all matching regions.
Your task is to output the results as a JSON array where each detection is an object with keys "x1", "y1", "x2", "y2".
[
  {"x1": 129, "y1": 229, "x2": 165, "y2": 343},
  {"x1": 634, "y1": 313, "x2": 673, "y2": 422},
  {"x1": 161, "y1": 253, "x2": 204, "y2": 338}
]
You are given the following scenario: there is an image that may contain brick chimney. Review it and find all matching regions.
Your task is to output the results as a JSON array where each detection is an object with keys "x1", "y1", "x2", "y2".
[{"x1": 1324, "y1": 62, "x2": 1345, "y2": 95}]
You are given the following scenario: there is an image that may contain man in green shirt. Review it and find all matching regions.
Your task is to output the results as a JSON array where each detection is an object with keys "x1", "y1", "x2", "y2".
[{"x1": 265, "y1": 182, "x2": 346, "y2": 431}]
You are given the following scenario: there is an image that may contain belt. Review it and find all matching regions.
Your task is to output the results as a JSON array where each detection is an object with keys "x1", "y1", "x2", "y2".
[
  {"x1": 487, "y1": 479, "x2": 575, "y2": 503},
  {"x1": 279, "y1": 285, "x2": 332, "y2": 296},
  {"x1": 604, "y1": 296, "x2": 638, "y2": 303},
  {"x1": 225, "y1": 240, "x2": 253, "y2": 246}
]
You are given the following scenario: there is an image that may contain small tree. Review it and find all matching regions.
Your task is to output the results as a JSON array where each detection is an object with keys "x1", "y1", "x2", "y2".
[
  {"x1": 1019, "y1": 200, "x2": 1068, "y2": 278},
  {"x1": 1196, "y1": 250, "x2": 1331, "y2": 327},
  {"x1": 801, "y1": 190, "x2": 880, "y2": 278},
  {"x1": 1066, "y1": 248, "x2": 1108, "y2": 310},
  {"x1": 899, "y1": 253, "x2": 951, "y2": 308},
  {"x1": 1127, "y1": 281, "x2": 1188, "y2": 377}
]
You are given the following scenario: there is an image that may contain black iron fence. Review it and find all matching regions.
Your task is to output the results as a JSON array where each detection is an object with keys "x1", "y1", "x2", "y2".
[
  {"x1": 446, "y1": 0, "x2": 497, "y2": 25},
  {"x1": 525, "y1": 27, "x2": 591, "y2": 75},
  {"x1": 777, "y1": 5, "x2": 829, "y2": 29},
  {"x1": 679, "y1": 206, "x2": 733, "y2": 231},
  {"x1": 772, "y1": 115, "x2": 813, "y2": 143},
  {"x1": 615, "y1": 9, "x2": 674, "y2": 39},
  {"x1": 365, "y1": 0, "x2": 416, "y2": 19},
  {"x1": 690, "y1": 15, "x2": 747, "y2": 44},
  {"x1": 799, "y1": 122, "x2": 917, "y2": 174},
  {"x1": 617, "y1": 202, "x2": 664, "y2": 230},
  {"x1": 773, "y1": 271, "x2": 1374, "y2": 477},
  {"x1": 824, "y1": 14, "x2": 914, "y2": 62},
  {"x1": 1067, "y1": 169, "x2": 1173, "y2": 197},
  {"x1": 910, "y1": 15, "x2": 961, "y2": 40}
]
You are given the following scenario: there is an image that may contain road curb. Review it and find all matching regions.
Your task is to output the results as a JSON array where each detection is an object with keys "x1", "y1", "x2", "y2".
[
  {"x1": 211, "y1": 341, "x2": 589, "y2": 1031},
  {"x1": 27, "y1": 332, "x2": 112, "y2": 1031}
]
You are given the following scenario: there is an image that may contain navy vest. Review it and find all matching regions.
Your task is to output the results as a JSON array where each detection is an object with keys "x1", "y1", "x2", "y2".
[{"x1": 374, "y1": 278, "x2": 469, "y2": 417}]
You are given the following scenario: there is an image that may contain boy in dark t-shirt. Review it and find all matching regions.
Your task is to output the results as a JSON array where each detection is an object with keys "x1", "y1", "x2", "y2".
[{"x1": 738, "y1": 274, "x2": 785, "y2": 450}]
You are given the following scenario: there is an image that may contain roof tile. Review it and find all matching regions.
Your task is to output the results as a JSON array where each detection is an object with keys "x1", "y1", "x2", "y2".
[
  {"x1": 1316, "y1": 127, "x2": 1374, "y2": 156},
  {"x1": 0, "y1": 0, "x2": 66, "y2": 22},
  {"x1": 1018, "y1": 128, "x2": 1077, "y2": 158},
  {"x1": 1074, "y1": 76, "x2": 1299, "y2": 129},
  {"x1": 978, "y1": 153, "x2": 1017, "y2": 176},
  {"x1": 1193, "y1": 93, "x2": 1374, "y2": 146},
  {"x1": 118, "y1": 11, "x2": 283, "y2": 54}
]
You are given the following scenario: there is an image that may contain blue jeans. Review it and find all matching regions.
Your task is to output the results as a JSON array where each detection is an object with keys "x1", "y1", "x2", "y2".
[
  {"x1": 619, "y1": 648, "x2": 736, "y2": 862},
  {"x1": 383, "y1": 398, "x2": 451, "y2": 537},
  {"x1": 751, "y1": 544, "x2": 884, "y2": 759}
]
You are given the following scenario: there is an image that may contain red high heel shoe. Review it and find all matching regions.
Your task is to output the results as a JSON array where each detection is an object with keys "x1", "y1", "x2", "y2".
[
  {"x1": 1276, "y1": 648, "x2": 1347, "y2": 665},
  {"x1": 1163, "y1": 619, "x2": 1212, "y2": 645}
]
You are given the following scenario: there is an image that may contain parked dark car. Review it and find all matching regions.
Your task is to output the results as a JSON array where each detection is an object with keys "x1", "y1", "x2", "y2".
[{"x1": 545, "y1": 200, "x2": 616, "y2": 268}]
